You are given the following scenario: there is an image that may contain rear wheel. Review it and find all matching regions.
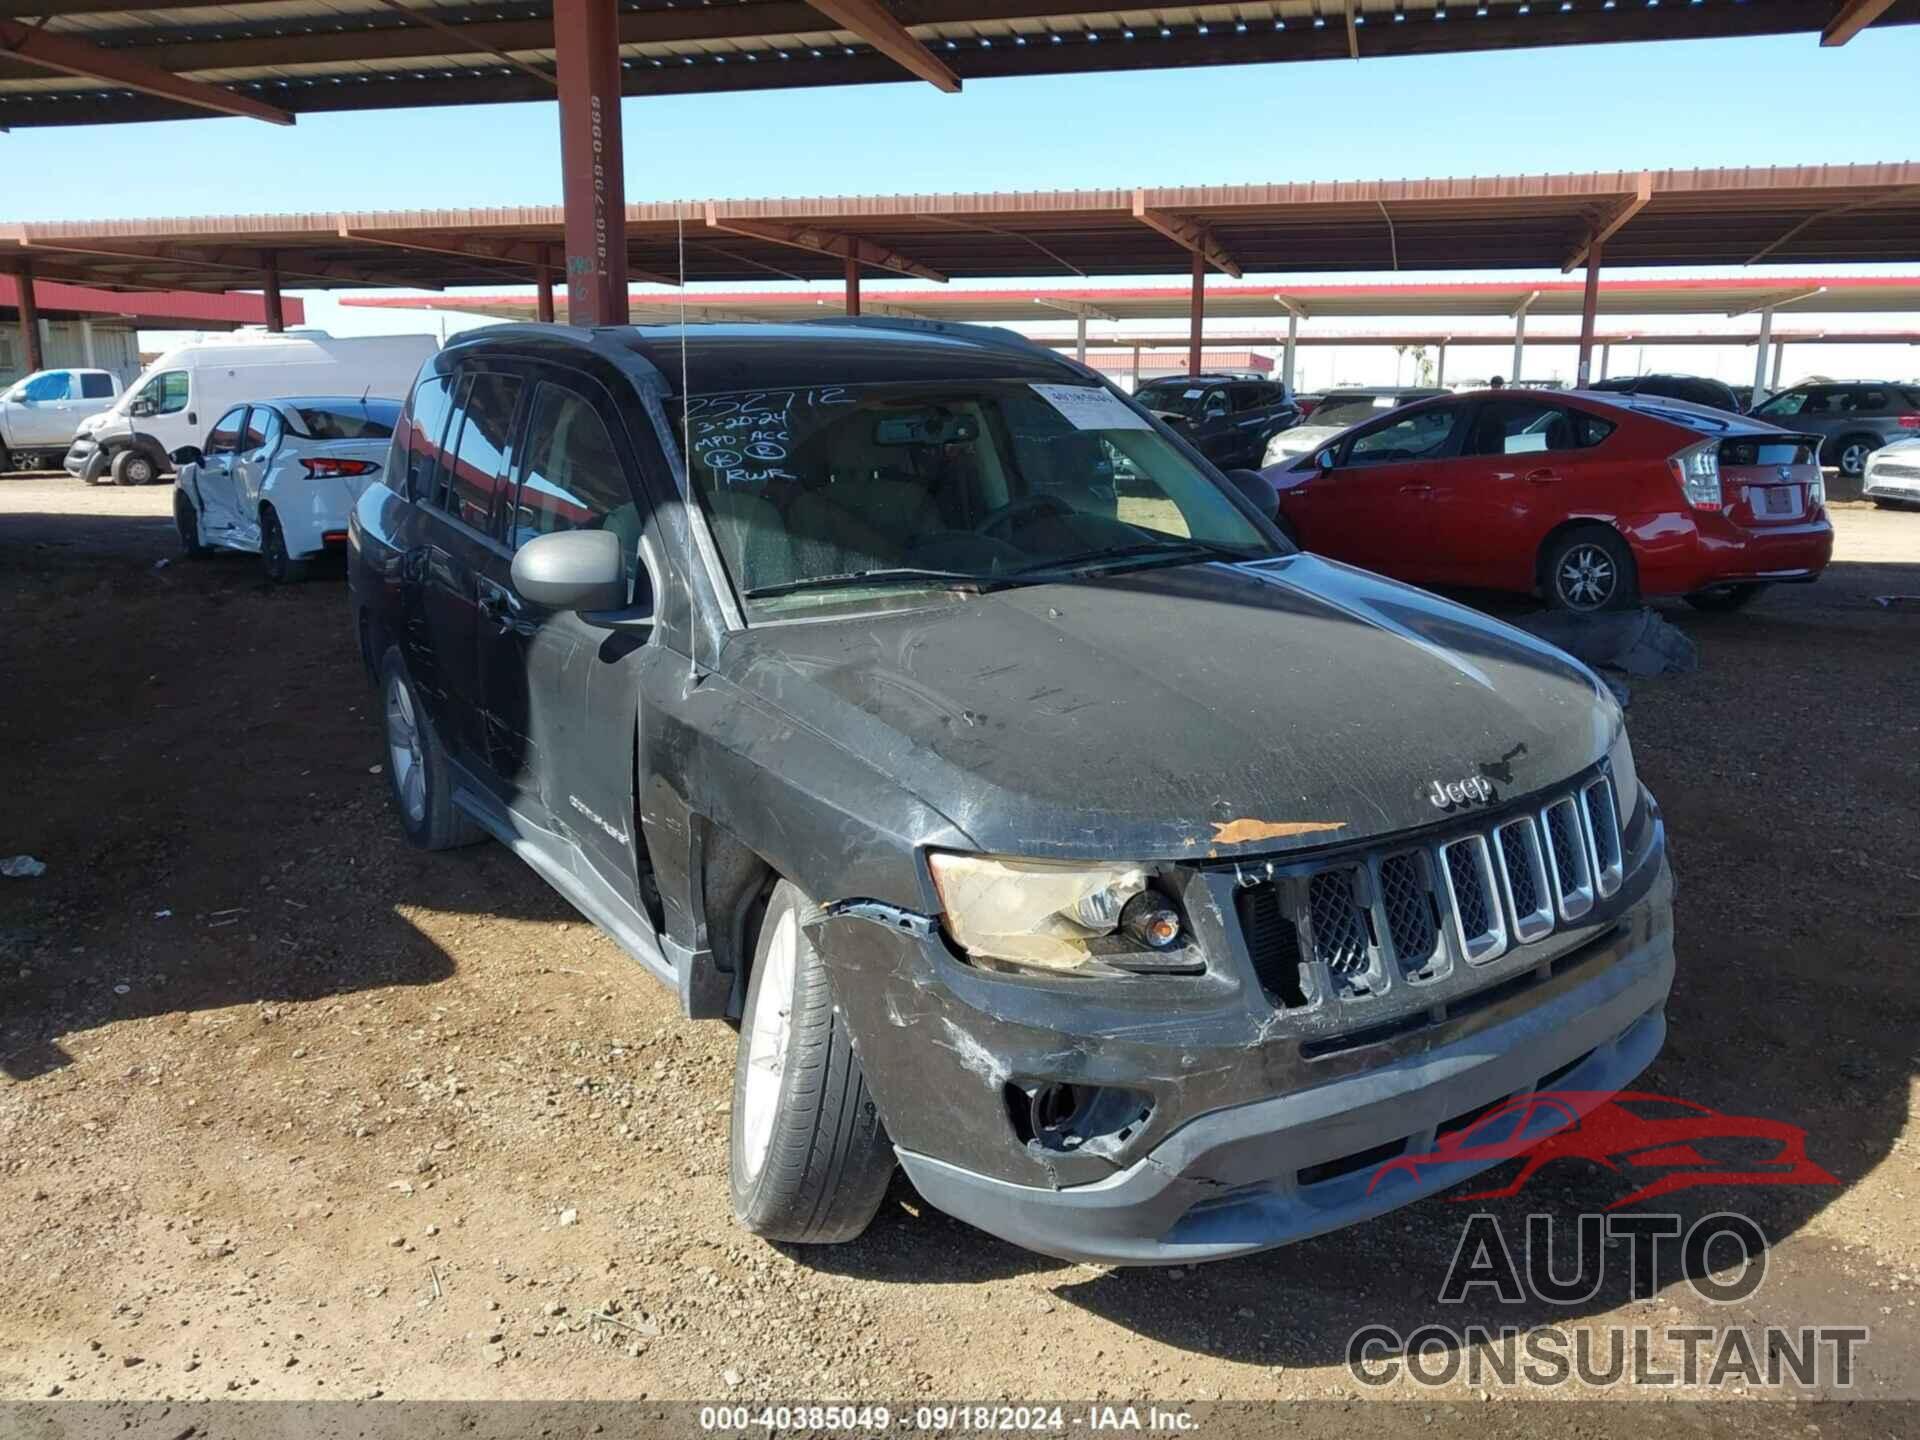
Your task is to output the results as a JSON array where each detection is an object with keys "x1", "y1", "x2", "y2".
[
  {"x1": 260, "y1": 508, "x2": 309, "y2": 584},
  {"x1": 110, "y1": 448, "x2": 157, "y2": 487},
  {"x1": 1543, "y1": 527, "x2": 1637, "y2": 613},
  {"x1": 379, "y1": 647, "x2": 485, "y2": 851},
  {"x1": 1685, "y1": 583, "x2": 1768, "y2": 613},
  {"x1": 173, "y1": 491, "x2": 208, "y2": 558},
  {"x1": 728, "y1": 880, "x2": 895, "y2": 1245},
  {"x1": 1831, "y1": 434, "x2": 1877, "y2": 482}
]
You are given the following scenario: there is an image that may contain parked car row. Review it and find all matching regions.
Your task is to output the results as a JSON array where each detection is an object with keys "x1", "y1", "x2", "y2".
[
  {"x1": 1132, "y1": 373, "x2": 1300, "y2": 469},
  {"x1": 1260, "y1": 386, "x2": 1833, "y2": 613},
  {"x1": 341, "y1": 318, "x2": 1675, "y2": 1267}
]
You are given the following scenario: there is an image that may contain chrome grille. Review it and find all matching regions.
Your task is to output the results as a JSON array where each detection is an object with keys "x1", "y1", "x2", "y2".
[
  {"x1": 1308, "y1": 868, "x2": 1369, "y2": 976},
  {"x1": 1543, "y1": 797, "x2": 1595, "y2": 921},
  {"x1": 1232, "y1": 767, "x2": 1627, "y2": 1012},
  {"x1": 1493, "y1": 817, "x2": 1555, "y2": 944},
  {"x1": 1378, "y1": 851, "x2": 1437, "y2": 972}
]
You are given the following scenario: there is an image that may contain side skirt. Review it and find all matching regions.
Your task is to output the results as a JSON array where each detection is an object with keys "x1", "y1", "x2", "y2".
[{"x1": 450, "y1": 774, "x2": 675, "y2": 994}]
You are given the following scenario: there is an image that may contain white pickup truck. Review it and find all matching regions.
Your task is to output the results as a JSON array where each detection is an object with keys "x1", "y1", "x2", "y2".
[{"x1": 1, "y1": 368, "x2": 123, "y2": 472}]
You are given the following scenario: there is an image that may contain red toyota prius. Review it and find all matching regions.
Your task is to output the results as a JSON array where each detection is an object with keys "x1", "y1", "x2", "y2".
[{"x1": 1262, "y1": 389, "x2": 1833, "y2": 611}]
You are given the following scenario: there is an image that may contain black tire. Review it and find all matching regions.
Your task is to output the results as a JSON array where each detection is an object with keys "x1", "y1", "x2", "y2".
[
  {"x1": 1685, "y1": 583, "x2": 1768, "y2": 613},
  {"x1": 1542, "y1": 526, "x2": 1638, "y2": 613},
  {"x1": 110, "y1": 447, "x2": 158, "y2": 487},
  {"x1": 173, "y1": 490, "x2": 209, "y2": 559},
  {"x1": 728, "y1": 880, "x2": 895, "y2": 1245},
  {"x1": 260, "y1": 508, "x2": 309, "y2": 584},
  {"x1": 377, "y1": 646, "x2": 486, "y2": 851},
  {"x1": 1829, "y1": 434, "x2": 1878, "y2": 484}
]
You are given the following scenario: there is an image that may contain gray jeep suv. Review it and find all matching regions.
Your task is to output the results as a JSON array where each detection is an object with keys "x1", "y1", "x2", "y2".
[{"x1": 347, "y1": 318, "x2": 1675, "y2": 1265}]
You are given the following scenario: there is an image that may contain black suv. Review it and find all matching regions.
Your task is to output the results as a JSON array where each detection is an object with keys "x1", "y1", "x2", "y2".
[
  {"x1": 348, "y1": 320, "x2": 1673, "y2": 1265},
  {"x1": 1588, "y1": 373, "x2": 1746, "y2": 415},
  {"x1": 1132, "y1": 374, "x2": 1300, "y2": 469},
  {"x1": 1749, "y1": 381, "x2": 1920, "y2": 488}
]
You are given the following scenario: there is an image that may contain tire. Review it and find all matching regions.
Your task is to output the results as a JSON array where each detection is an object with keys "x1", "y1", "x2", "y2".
[
  {"x1": 173, "y1": 491, "x2": 209, "y2": 559},
  {"x1": 1685, "y1": 583, "x2": 1768, "y2": 613},
  {"x1": 110, "y1": 447, "x2": 158, "y2": 487},
  {"x1": 1830, "y1": 434, "x2": 1877, "y2": 482},
  {"x1": 1542, "y1": 526, "x2": 1638, "y2": 613},
  {"x1": 260, "y1": 508, "x2": 309, "y2": 584},
  {"x1": 378, "y1": 646, "x2": 486, "y2": 851},
  {"x1": 728, "y1": 880, "x2": 895, "y2": 1245}
]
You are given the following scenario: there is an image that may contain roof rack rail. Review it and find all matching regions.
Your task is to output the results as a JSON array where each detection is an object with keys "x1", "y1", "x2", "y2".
[{"x1": 799, "y1": 314, "x2": 1067, "y2": 364}]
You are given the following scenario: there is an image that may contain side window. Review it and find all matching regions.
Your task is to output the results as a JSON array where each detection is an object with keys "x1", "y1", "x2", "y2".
[
  {"x1": 401, "y1": 375, "x2": 456, "y2": 502},
  {"x1": 1229, "y1": 383, "x2": 1266, "y2": 414},
  {"x1": 206, "y1": 407, "x2": 247, "y2": 455},
  {"x1": 511, "y1": 383, "x2": 639, "y2": 583},
  {"x1": 437, "y1": 371, "x2": 525, "y2": 533},
  {"x1": 1201, "y1": 388, "x2": 1229, "y2": 419},
  {"x1": 1755, "y1": 389, "x2": 1806, "y2": 418},
  {"x1": 242, "y1": 406, "x2": 282, "y2": 454},
  {"x1": 21, "y1": 372, "x2": 72, "y2": 402},
  {"x1": 1344, "y1": 405, "x2": 1461, "y2": 466},
  {"x1": 80, "y1": 372, "x2": 115, "y2": 400},
  {"x1": 1846, "y1": 388, "x2": 1890, "y2": 413},
  {"x1": 135, "y1": 371, "x2": 189, "y2": 416},
  {"x1": 1465, "y1": 399, "x2": 1607, "y2": 456}
]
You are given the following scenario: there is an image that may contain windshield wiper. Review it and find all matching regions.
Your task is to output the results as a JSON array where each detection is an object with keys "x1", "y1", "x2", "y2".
[
  {"x1": 1014, "y1": 540, "x2": 1263, "y2": 578},
  {"x1": 743, "y1": 567, "x2": 1024, "y2": 600}
]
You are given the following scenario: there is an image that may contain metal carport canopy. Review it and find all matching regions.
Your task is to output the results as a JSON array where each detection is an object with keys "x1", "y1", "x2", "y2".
[
  {"x1": 0, "y1": 0, "x2": 1914, "y2": 129},
  {"x1": 6, "y1": 166, "x2": 1920, "y2": 294}
]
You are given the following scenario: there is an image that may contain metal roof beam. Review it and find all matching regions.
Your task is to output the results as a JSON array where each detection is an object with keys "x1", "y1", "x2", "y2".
[
  {"x1": 0, "y1": 17, "x2": 292, "y2": 124},
  {"x1": 11, "y1": 236, "x2": 431, "y2": 289},
  {"x1": 1272, "y1": 294, "x2": 1309, "y2": 319},
  {"x1": 703, "y1": 207, "x2": 947, "y2": 283},
  {"x1": 797, "y1": 0, "x2": 961, "y2": 91},
  {"x1": 1727, "y1": 285, "x2": 1827, "y2": 317},
  {"x1": 337, "y1": 227, "x2": 680, "y2": 287},
  {"x1": 1131, "y1": 193, "x2": 1242, "y2": 279},
  {"x1": 1822, "y1": 0, "x2": 1898, "y2": 44},
  {"x1": 1564, "y1": 172, "x2": 1652, "y2": 272},
  {"x1": 1032, "y1": 297, "x2": 1115, "y2": 322}
]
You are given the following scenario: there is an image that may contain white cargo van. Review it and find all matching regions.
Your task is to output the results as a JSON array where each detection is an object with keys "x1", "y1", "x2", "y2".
[{"x1": 66, "y1": 330, "x2": 437, "y2": 485}]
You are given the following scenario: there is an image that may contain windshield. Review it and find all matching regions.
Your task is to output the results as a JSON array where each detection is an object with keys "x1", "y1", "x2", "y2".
[
  {"x1": 285, "y1": 399, "x2": 402, "y2": 440},
  {"x1": 1310, "y1": 396, "x2": 1403, "y2": 429},
  {"x1": 1131, "y1": 382, "x2": 1211, "y2": 417},
  {"x1": 674, "y1": 379, "x2": 1278, "y2": 619}
]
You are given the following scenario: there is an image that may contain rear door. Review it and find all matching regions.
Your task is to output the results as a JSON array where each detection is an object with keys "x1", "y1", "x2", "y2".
[
  {"x1": 1227, "y1": 383, "x2": 1276, "y2": 467},
  {"x1": 1286, "y1": 399, "x2": 1470, "y2": 576},
  {"x1": 189, "y1": 407, "x2": 251, "y2": 540}
]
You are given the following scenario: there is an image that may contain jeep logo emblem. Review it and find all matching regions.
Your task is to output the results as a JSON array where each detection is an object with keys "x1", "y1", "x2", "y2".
[{"x1": 1428, "y1": 775, "x2": 1495, "y2": 810}]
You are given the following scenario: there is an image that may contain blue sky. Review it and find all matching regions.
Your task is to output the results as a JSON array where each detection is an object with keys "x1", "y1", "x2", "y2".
[{"x1": 14, "y1": 28, "x2": 1918, "y2": 386}]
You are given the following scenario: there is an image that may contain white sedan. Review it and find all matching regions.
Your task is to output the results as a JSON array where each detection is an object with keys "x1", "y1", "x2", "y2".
[{"x1": 172, "y1": 396, "x2": 401, "y2": 581}]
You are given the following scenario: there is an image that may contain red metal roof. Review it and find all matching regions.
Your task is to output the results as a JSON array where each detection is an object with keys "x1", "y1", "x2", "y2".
[{"x1": 0, "y1": 275, "x2": 302, "y2": 329}]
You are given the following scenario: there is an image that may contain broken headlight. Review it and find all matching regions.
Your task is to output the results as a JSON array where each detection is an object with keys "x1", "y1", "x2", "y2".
[{"x1": 928, "y1": 853, "x2": 1167, "y2": 973}]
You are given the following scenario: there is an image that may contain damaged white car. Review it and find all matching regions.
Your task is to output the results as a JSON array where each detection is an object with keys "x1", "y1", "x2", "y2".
[{"x1": 173, "y1": 397, "x2": 402, "y2": 582}]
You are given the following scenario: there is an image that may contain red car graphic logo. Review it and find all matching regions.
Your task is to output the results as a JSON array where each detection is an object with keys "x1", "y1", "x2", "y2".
[{"x1": 1368, "y1": 1090, "x2": 1839, "y2": 1209}]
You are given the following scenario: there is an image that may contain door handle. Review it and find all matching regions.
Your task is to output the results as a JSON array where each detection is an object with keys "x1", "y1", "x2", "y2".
[
  {"x1": 479, "y1": 585, "x2": 523, "y2": 624},
  {"x1": 1526, "y1": 469, "x2": 1560, "y2": 484},
  {"x1": 1398, "y1": 483, "x2": 1434, "y2": 495}
]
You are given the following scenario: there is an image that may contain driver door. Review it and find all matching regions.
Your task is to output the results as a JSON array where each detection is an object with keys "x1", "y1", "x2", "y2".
[
  {"x1": 1284, "y1": 400, "x2": 1468, "y2": 576},
  {"x1": 14, "y1": 371, "x2": 76, "y2": 446},
  {"x1": 188, "y1": 407, "x2": 251, "y2": 541},
  {"x1": 229, "y1": 405, "x2": 284, "y2": 548}
]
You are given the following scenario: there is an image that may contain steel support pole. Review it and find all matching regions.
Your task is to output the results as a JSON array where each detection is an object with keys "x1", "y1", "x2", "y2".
[
  {"x1": 535, "y1": 252, "x2": 556, "y2": 324},
  {"x1": 1074, "y1": 312, "x2": 1087, "y2": 364},
  {"x1": 1575, "y1": 246, "x2": 1602, "y2": 388},
  {"x1": 1187, "y1": 248, "x2": 1205, "y2": 378},
  {"x1": 1510, "y1": 310, "x2": 1526, "y2": 384},
  {"x1": 1770, "y1": 341, "x2": 1785, "y2": 391},
  {"x1": 15, "y1": 260, "x2": 43, "y2": 373},
  {"x1": 1752, "y1": 308, "x2": 1774, "y2": 408},
  {"x1": 1283, "y1": 311, "x2": 1298, "y2": 389},
  {"x1": 1599, "y1": 344, "x2": 1611, "y2": 381},
  {"x1": 1436, "y1": 341, "x2": 1447, "y2": 388},
  {"x1": 554, "y1": 0, "x2": 628, "y2": 327},
  {"x1": 262, "y1": 251, "x2": 285, "y2": 332},
  {"x1": 844, "y1": 256, "x2": 861, "y2": 317},
  {"x1": 1131, "y1": 346, "x2": 1140, "y2": 389}
]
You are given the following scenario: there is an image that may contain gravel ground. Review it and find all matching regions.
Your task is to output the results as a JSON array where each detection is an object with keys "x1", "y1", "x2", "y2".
[{"x1": 1, "y1": 476, "x2": 1917, "y2": 1423}]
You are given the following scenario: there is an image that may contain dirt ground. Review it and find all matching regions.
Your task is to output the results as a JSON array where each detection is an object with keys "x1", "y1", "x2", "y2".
[{"x1": 2, "y1": 475, "x2": 1917, "y2": 1423}]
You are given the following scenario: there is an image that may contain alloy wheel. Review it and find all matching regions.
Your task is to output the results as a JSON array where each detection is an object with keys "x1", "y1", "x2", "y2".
[
  {"x1": 384, "y1": 675, "x2": 427, "y2": 825},
  {"x1": 739, "y1": 907, "x2": 799, "y2": 1182},
  {"x1": 1840, "y1": 442, "x2": 1870, "y2": 477},
  {"x1": 1557, "y1": 544, "x2": 1617, "y2": 610}
]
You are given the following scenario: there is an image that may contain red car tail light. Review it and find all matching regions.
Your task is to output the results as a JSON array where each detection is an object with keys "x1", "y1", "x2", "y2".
[
  {"x1": 1668, "y1": 440, "x2": 1722, "y2": 512},
  {"x1": 301, "y1": 457, "x2": 380, "y2": 479},
  {"x1": 1898, "y1": 414, "x2": 1919, "y2": 430}
]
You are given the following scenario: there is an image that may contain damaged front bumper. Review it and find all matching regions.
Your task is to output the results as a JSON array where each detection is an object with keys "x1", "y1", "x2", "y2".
[{"x1": 814, "y1": 782, "x2": 1674, "y2": 1266}]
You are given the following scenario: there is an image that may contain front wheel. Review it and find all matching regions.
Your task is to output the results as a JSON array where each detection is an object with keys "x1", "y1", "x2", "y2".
[
  {"x1": 1543, "y1": 527, "x2": 1638, "y2": 613},
  {"x1": 378, "y1": 647, "x2": 486, "y2": 851},
  {"x1": 173, "y1": 491, "x2": 209, "y2": 559},
  {"x1": 728, "y1": 880, "x2": 895, "y2": 1245},
  {"x1": 1685, "y1": 583, "x2": 1768, "y2": 613},
  {"x1": 110, "y1": 448, "x2": 158, "y2": 487}
]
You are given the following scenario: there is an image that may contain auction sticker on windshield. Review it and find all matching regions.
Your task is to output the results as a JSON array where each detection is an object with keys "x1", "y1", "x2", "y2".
[{"x1": 1030, "y1": 383, "x2": 1152, "y2": 431}]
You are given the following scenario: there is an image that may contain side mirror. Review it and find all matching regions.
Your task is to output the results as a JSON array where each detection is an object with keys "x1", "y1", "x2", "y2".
[
  {"x1": 510, "y1": 529, "x2": 646, "y2": 623},
  {"x1": 1226, "y1": 468, "x2": 1280, "y2": 519},
  {"x1": 1315, "y1": 448, "x2": 1337, "y2": 472},
  {"x1": 170, "y1": 445, "x2": 204, "y2": 468},
  {"x1": 128, "y1": 399, "x2": 152, "y2": 418}
]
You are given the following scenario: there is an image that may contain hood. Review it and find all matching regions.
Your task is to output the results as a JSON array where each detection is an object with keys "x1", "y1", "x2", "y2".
[{"x1": 720, "y1": 554, "x2": 1619, "y2": 864}]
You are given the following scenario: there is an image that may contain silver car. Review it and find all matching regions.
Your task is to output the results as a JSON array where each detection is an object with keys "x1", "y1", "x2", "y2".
[
  {"x1": 1263, "y1": 387, "x2": 1448, "y2": 466},
  {"x1": 1862, "y1": 435, "x2": 1920, "y2": 509}
]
